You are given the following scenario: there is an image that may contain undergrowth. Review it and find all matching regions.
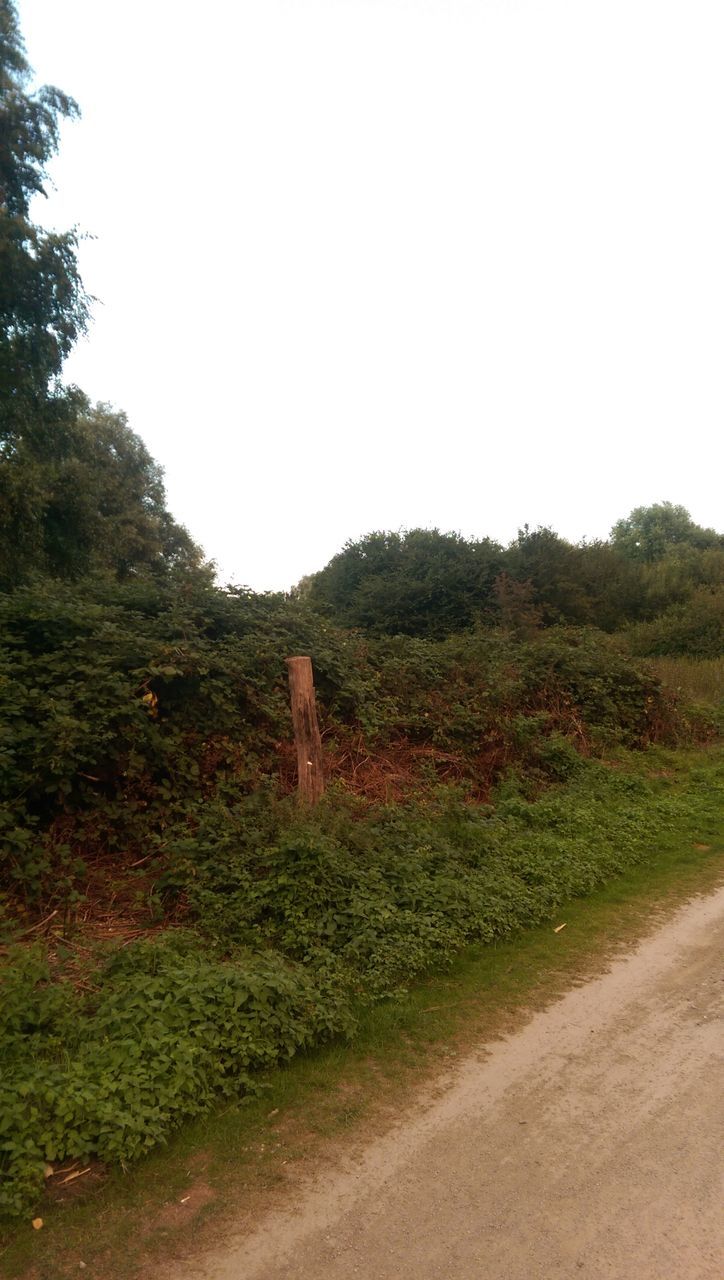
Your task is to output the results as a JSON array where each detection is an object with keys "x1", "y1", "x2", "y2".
[
  {"x1": 1, "y1": 748, "x2": 721, "y2": 1219},
  {"x1": 1, "y1": 580, "x2": 711, "y2": 914}
]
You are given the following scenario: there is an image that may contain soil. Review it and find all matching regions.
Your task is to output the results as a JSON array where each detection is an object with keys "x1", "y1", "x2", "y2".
[{"x1": 172, "y1": 884, "x2": 724, "y2": 1280}]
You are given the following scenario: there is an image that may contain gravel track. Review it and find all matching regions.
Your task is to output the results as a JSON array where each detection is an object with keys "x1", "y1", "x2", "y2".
[{"x1": 182, "y1": 884, "x2": 724, "y2": 1280}]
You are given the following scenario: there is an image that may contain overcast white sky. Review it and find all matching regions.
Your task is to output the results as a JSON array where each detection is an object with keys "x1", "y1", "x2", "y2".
[{"x1": 18, "y1": 0, "x2": 724, "y2": 589}]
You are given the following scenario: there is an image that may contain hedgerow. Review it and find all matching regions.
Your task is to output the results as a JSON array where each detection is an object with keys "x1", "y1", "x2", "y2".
[
  {"x1": 0, "y1": 579, "x2": 697, "y2": 907},
  {"x1": 2, "y1": 0, "x2": 721, "y2": 1228}
]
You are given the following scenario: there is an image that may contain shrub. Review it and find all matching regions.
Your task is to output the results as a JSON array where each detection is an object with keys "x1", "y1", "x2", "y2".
[{"x1": 625, "y1": 587, "x2": 724, "y2": 659}]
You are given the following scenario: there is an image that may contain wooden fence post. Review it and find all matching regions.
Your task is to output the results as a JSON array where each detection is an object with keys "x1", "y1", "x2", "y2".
[{"x1": 286, "y1": 656, "x2": 325, "y2": 805}]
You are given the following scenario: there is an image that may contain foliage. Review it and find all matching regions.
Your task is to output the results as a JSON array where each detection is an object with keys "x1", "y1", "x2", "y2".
[
  {"x1": 0, "y1": 9, "x2": 721, "y2": 1227},
  {"x1": 0, "y1": 6, "x2": 202, "y2": 588},
  {"x1": 0, "y1": 577, "x2": 693, "y2": 903},
  {"x1": 305, "y1": 514, "x2": 722, "y2": 644},
  {"x1": 0, "y1": 935, "x2": 351, "y2": 1216},
  {"x1": 637, "y1": 545, "x2": 724, "y2": 617},
  {"x1": 503, "y1": 527, "x2": 646, "y2": 630},
  {"x1": 610, "y1": 502, "x2": 722, "y2": 563},
  {"x1": 0, "y1": 578, "x2": 372, "y2": 899},
  {"x1": 1, "y1": 752, "x2": 721, "y2": 1217},
  {"x1": 490, "y1": 571, "x2": 542, "y2": 636},
  {"x1": 504, "y1": 527, "x2": 596, "y2": 626},
  {"x1": 305, "y1": 528, "x2": 504, "y2": 638},
  {"x1": 0, "y1": 1, "x2": 720, "y2": 1227},
  {"x1": 0, "y1": 1, "x2": 89, "y2": 445},
  {"x1": 0, "y1": 400, "x2": 207, "y2": 587},
  {"x1": 625, "y1": 587, "x2": 724, "y2": 660}
]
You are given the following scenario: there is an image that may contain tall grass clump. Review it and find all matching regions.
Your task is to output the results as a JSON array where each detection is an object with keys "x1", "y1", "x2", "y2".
[{"x1": 646, "y1": 656, "x2": 724, "y2": 709}]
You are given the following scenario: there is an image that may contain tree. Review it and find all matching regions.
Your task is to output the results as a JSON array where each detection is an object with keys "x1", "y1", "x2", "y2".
[
  {"x1": 610, "y1": 502, "x2": 722, "y2": 563},
  {"x1": 503, "y1": 527, "x2": 594, "y2": 625},
  {"x1": 0, "y1": 0, "x2": 90, "y2": 445},
  {"x1": 491, "y1": 571, "x2": 542, "y2": 637},
  {"x1": 307, "y1": 528, "x2": 503, "y2": 637},
  {"x1": 626, "y1": 585, "x2": 724, "y2": 659},
  {"x1": 0, "y1": 6, "x2": 208, "y2": 589},
  {"x1": 0, "y1": 399, "x2": 207, "y2": 587}
]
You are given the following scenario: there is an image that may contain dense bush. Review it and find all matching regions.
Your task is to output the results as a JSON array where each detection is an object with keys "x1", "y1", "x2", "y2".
[
  {"x1": 0, "y1": 578, "x2": 692, "y2": 904},
  {"x1": 305, "y1": 528, "x2": 504, "y2": 637},
  {"x1": 625, "y1": 586, "x2": 724, "y2": 659},
  {"x1": 0, "y1": 579, "x2": 371, "y2": 898}
]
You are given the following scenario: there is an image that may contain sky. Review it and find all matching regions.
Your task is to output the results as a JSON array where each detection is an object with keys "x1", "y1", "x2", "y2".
[{"x1": 17, "y1": 0, "x2": 724, "y2": 590}]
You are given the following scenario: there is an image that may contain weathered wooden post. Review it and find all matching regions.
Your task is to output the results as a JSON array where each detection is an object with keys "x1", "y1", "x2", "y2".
[{"x1": 286, "y1": 655, "x2": 325, "y2": 805}]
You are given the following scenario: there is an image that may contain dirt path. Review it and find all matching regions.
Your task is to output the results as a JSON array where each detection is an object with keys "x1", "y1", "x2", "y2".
[{"x1": 181, "y1": 887, "x2": 724, "y2": 1280}]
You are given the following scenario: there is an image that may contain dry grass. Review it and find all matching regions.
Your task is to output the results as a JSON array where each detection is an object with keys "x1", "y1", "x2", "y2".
[
  {"x1": 278, "y1": 731, "x2": 504, "y2": 803},
  {"x1": 647, "y1": 656, "x2": 724, "y2": 708}
]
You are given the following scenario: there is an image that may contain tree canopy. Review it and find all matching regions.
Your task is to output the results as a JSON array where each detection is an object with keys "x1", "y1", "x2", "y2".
[
  {"x1": 304, "y1": 512, "x2": 723, "y2": 644},
  {"x1": 610, "y1": 502, "x2": 722, "y2": 562},
  {"x1": 0, "y1": 399, "x2": 206, "y2": 587},
  {"x1": 0, "y1": 3, "x2": 206, "y2": 588},
  {"x1": 0, "y1": 1, "x2": 90, "y2": 445},
  {"x1": 306, "y1": 528, "x2": 503, "y2": 638}
]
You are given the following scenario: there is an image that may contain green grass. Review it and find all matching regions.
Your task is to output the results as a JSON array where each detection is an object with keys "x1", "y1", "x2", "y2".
[{"x1": 2, "y1": 745, "x2": 722, "y2": 1280}]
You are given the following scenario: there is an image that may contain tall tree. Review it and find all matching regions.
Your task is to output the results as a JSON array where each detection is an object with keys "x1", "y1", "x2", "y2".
[
  {"x1": 0, "y1": 5, "x2": 207, "y2": 588},
  {"x1": 0, "y1": 0, "x2": 89, "y2": 445}
]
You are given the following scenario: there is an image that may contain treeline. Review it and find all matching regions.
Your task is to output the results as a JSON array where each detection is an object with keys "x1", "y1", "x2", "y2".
[
  {"x1": 303, "y1": 516, "x2": 724, "y2": 655},
  {"x1": 1, "y1": 3, "x2": 720, "y2": 652}
]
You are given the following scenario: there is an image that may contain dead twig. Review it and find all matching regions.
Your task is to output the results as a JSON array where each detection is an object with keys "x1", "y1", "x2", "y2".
[
  {"x1": 19, "y1": 909, "x2": 59, "y2": 937},
  {"x1": 128, "y1": 853, "x2": 155, "y2": 868},
  {"x1": 60, "y1": 1167, "x2": 92, "y2": 1186}
]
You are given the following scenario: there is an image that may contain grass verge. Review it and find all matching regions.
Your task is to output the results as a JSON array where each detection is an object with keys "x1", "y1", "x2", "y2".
[{"x1": 1, "y1": 746, "x2": 722, "y2": 1280}]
